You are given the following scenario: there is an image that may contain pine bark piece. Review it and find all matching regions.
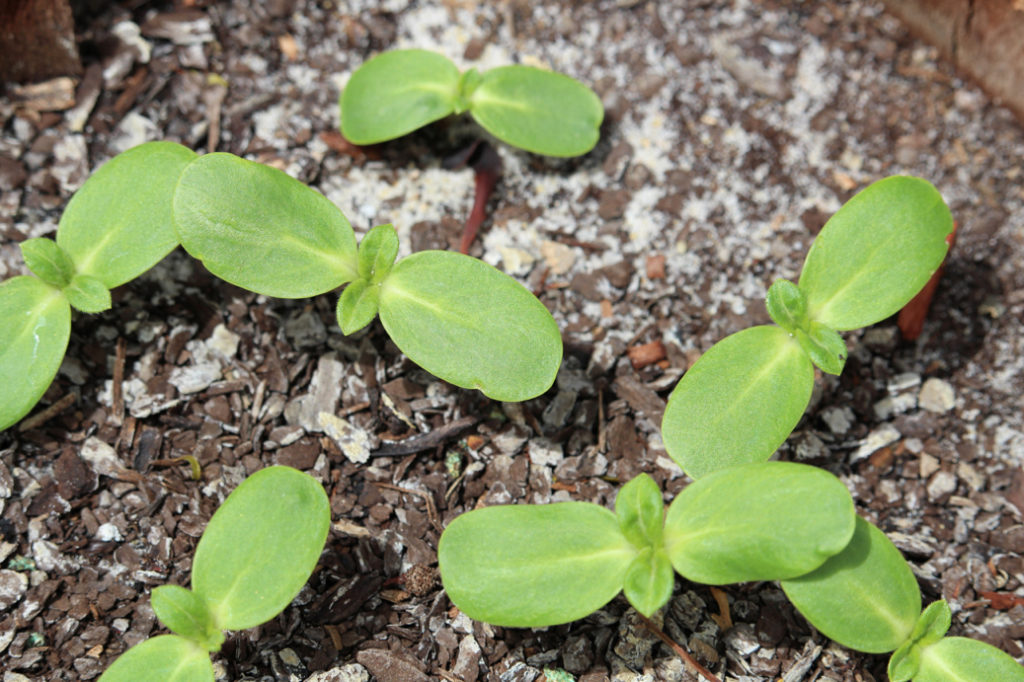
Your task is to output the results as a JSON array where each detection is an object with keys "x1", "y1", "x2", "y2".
[{"x1": 0, "y1": 0, "x2": 81, "y2": 83}]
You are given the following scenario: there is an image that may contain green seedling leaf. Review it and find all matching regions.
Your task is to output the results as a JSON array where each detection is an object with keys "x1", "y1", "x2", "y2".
[
  {"x1": 455, "y1": 68, "x2": 483, "y2": 113},
  {"x1": 151, "y1": 585, "x2": 224, "y2": 652},
  {"x1": 63, "y1": 273, "x2": 112, "y2": 313},
  {"x1": 340, "y1": 49, "x2": 460, "y2": 144},
  {"x1": 661, "y1": 325, "x2": 814, "y2": 479},
  {"x1": 663, "y1": 462, "x2": 855, "y2": 584},
  {"x1": 438, "y1": 502, "x2": 636, "y2": 627},
  {"x1": 781, "y1": 516, "x2": 920, "y2": 654},
  {"x1": 765, "y1": 278, "x2": 808, "y2": 333},
  {"x1": 336, "y1": 279, "x2": 380, "y2": 335},
  {"x1": 470, "y1": 65, "x2": 603, "y2": 157},
  {"x1": 378, "y1": 250, "x2": 562, "y2": 402},
  {"x1": 174, "y1": 153, "x2": 358, "y2": 297},
  {"x1": 0, "y1": 276, "x2": 71, "y2": 431},
  {"x1": 357, "y1": 224, "x2": 400, "y2": 283},
  {"x1": 97, "y1": 635, "x2": 214, "y2": 682},
  {"x1": 622, "y1": 547, "x2": 675, "y2": 617},
  {"x1": 191, "y1": 466, "x2": 330, "y2": 631},
  {"x1": 794, "y1": 321, "x2": 847, "y2": 376},
  {"x1": 913, "y1": 636, "x2": 1024, "y2": 682},
  {"x1": 58, "y1": 141, "x2": 197, "y2": 288},
  {"x1": 888, "y1": 600, "x2": 953, "y2": 681},
  {"x1": 799, "y1": 176, "x2": 953, "y2": 331},
  {"x1": 615, "y1": 473, "x2": 664, "y2": 549},
  {"x1": 20, "y1": 238, "x2": 74, "y2": 288}
]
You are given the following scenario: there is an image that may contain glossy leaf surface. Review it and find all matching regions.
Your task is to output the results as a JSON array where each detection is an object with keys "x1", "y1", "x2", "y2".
[
  {"x1": 340, "y1": 50, "x2": 460, "y2": 144},
  {"x1": 781, "y1": 516, "x2": 920, "y2": 654},
  {"x1": 379, "y1": 251, "x2": 562, "y2": 402},
  {"x1": 0, "y1": 276, "x2": 71, "y2": 431},
  {"x1": 914, "y1": 637, "x2": 1024, "y2": 682},
  {"x1": 58, "y1": 141, "x2": 196, "y2": 288},
  {"x1": 470, "y1": 65, "x2": 603, "y2": 157},
  {"x1": 438, "y1": 502, "x2": 636, "y2": 627},
  {"x1": 664, "y1": 462, "x2": 855, "y2": 584},
  {"x1": 622, "y1": 548, "x2": 675, "y2": 617},
  {"x1": 174, "y1": 153, "x2": 358, "y2": 297},
  {"x1": 799, "y1": 176, "x2": 953, "y2": 331},
  {"x1": 192, "y1": 466, "x2": 330, "y2": 631},
  {"x1": 151, "y1": 585, "x2": 223, "y2": 652},
  {"x1": 97, "y1": 635, "x2": 214, "y2": 682},
  {"x1": 661, "y1": 325, "x2": 814, "y2": 479}
]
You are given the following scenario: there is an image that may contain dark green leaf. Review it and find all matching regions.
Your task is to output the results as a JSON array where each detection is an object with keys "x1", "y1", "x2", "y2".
[
  {"x1": 64, "y1": 273, "x2": 112, "y2": 313},
  {"x1": 438, "y1": 502, "x2": 636, "y2": 627},
  {"x1": 151, "y1": 585, "x2": 224, "y2": 652},
  {"x1": 661, "y1": 325, "x2": 814, "y2": 479},
  {"x1": 0, "y1": 276, "x2": 71, "y2": 431},
  {"x1": 174, "y1": 153, "x2": 358, "y2": 297},
  {"x1": 97, "y1": 635, "x2": 214, "y2": 682},
  {"x1": 622, "y1": 548, "x2": 675, "y2": 618},
  {"x1": 340, "y1": 50, "x2": 460, "y2": 144},
  {"x1": 58, "y1": 141, "x2": 197, "y2": 288},
  {"x1": 664, "y1": 462, "x2": 855, "y2": 584},
  {"x1": 20, "y1": 238, "x2": 74, "y2": 288},
  {"x1": 614, "y1": 473, "x2": 664, "y2": 549}
]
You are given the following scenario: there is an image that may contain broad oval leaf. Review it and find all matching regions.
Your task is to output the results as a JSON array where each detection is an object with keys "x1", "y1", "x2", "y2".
[
  {"x1": 438, "y1": 502, "x2": 636, "y2": 627},
  {"x1": 915, "y1": 636, "x2": 1024, "y2": 682},
  {"x1": 340, "y1": 50, "x2": 460, "y2": 144},
  {"x1": 57, "y1": 141, "x2": 197, "y2": 288},
  {"x1": 64, "y1": 273, "x2": 112, "y2": 313},
  {"x1": 98, "y1": 635, "x2": 214, "y2": 682},
  {"x1": 781, "y1": 516, "x2": 921, "y2": 654},
  {"x1": 663, "y1": 462, "x2": 855, "y2": 584},
  {"x1": 799, "y1": 176, "x2": 953, "y2": 331},
  {"x1": 661, "y1": 325, "x2": 814, "y2": 479},
  {"x1": 0, "y1": 276, "x2": 71, "y2": 431},
  {"x1": 191, "y1": 466, "x2": 330, "y2": 631},
  {"x1": 622, "y1": 548, "x2": 675, "y2": 618},
  {"x1": 151, "y1": 585, "x2": 224, "y2": 652},
  {"x1": 174, "y1": 153, "x2": 358, "y2": 297},
  {"x1": 470, "y1": 65, "x2": 603, "y2": 157},
  {"x1": 336, "y1": 279, "x2": 380, "y2": 335},
  {"x1": 378, "y1": 251, "x2": 562, "y2": 402}
]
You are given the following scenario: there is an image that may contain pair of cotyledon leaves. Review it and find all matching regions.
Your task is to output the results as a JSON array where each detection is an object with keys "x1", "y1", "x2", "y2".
[
  {"x1": 99, "y1": 466, "x2": 330, "y2": 682},
  {"x1": 0, "y1": 140, "x2": 562, "y2": 431},
  {"x1": 340, "y1": 49, "x2": 603, "y2": 157}
]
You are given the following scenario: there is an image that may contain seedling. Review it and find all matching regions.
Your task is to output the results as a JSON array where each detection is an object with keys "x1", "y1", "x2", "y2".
[
  {"x1": 0, "y1": 142, "x2": 562, "y2": 431},
  {"x1": 99, "y1": 466, "x2": 331, "y2": 682},
  {"x1": 339, "y1": 49, "x2": 603, "y2": 157},
  {"x1": 661, "y1": 176, "x2": 954, "y2": 478}
]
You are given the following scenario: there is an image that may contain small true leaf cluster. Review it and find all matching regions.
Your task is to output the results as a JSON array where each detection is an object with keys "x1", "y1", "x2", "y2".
[
  {"x1": 99, "y1": 466, "x2": 331, "y2": 682},
  {"x1": 437, "y1": 177, "x2": 1024, "y2": 680},
  {"x1": 0, "y1": 141, "x2": 563, "y2": 431},
  {"x1": 340, "y1": 49, "x2": 603, "y2": 157}
]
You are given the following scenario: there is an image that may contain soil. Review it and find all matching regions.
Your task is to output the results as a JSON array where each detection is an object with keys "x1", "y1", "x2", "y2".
[{"x1": 2, "y1": 1, "x2": 1023, "y2": 681}]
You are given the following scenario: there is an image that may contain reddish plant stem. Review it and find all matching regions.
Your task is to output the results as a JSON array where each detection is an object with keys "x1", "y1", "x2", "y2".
[
  {"x1": 444, "y1": 140, "x2": 503, "y2": 254},
  {"x1": 898, "y1": 220, "x2": 958, "y2": 341}
]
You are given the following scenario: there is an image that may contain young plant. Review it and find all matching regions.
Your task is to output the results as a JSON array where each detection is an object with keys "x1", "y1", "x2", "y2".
[
  {"x1": 661, "y1": 176, "x2": 954, "y2": 478},
  {"x1": 339, "y1": 49, "x2": 603, "y2": 157},
  {"x1": 99, "y1": 466, "x2": 331, "y2": 682},
  {"x1": 0, "y1": 141, "x2": 197, "y2": 431}
]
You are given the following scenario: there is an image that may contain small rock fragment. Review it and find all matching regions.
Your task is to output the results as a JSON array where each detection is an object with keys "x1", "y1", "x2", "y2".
[
  {"x1": 0, "y1": 569, "x2": 28, "y2": 610},
  {"x1": 527, "y1": 438, "x2": 563, "y2": 467},
  {"x1": 927, "y1": 470, "x2": 958, "y2": 502},
  {"x1": 168, "y1": 362, "x2": 221, "y2": 394},
  {"x1": 320, "y1": 412, "x2": 370, "y2": 464},
  {"x1": 918, "y1": 378, "x2": 955, "y2": 413},
  {"x1": 851, "y1": 424, "x2": 900, "y2": 462},
  {"x1": 303, "y1": 664, "x2": 370, "y2": 682},
  {"x1": 109, "y1": 112, "x2": 159, "y2": 153}
]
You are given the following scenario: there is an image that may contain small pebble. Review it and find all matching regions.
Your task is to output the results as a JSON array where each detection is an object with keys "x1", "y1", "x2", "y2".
[
  {"x1": 927, "y1": 470, "x2": 958, "y2": 502},
  {"x1": 918, "y1": 378, "x2": 955, "y2": 412}
]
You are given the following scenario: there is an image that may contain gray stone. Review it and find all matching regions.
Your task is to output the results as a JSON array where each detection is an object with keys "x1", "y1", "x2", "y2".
[
  {"x1": 919, "y1": 378, "x2": 955, "y2": 413},
  {"x1": 303, "y1": 665, "x2": 370, "y2": 682},
  {"x1": 527, "y1": 438, "x2": 563, "y2": 467},
  {"x1": 0, "y1": 569, "x2": 28, "y2": 610},
  {"x1": 926, "y1": 470, "x2": 958, "y2": 502},
  {"x1": 851, "y1": 423, "x2": 900, "y2": 462},
  {"x1": 320, "y1": 412, "x2": 370, "y2": 464}
]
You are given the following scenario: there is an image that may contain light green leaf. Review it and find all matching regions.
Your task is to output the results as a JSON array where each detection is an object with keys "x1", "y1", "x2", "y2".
[
  {"x1": 64, "y1": 273, "x2": 112, "y2": 313},
  {"x1": 438, "y1": 502, "x2": 636, "y2": 627},
  {"x1": 151, "y1": 585, "x2": 224, "y2": 652},
  {"x1": 98, "y1": 635, "x2": 214, "y2": 682},
  {"x1": 340, "y1": 50, "x2": 460, "y2": 144},
  {"x1": 615, "y1": 473, "x2": 664, "y2": 549},
  {"x1": 914, "y1": 636, "x2": 1024, "y2": 682},
  {"x1": 664, "y1": 462, "x2": 855, "y2": 584},
  {"x1": 765, "y1": 279, "x2": 807, "y2": 333},
  {"x1": 173, "y1": 153, "x2": 358, "y2": 298},
  {"x1": 622, "y1": 548, "x2": 675, "y2": 618},
  {"x1": 191, "y1": 466, "x2": 330, "y2": 631},
  {"x1": 57, "y1": 141, "x2": 197, "y2": 288},
  {"x1": 378, "y1": 250, "x2": 562, "y2": 402},
  {"x1": 781, "y1": 516, "x2": 921, "y2": 654},
  {"x1": 357, "y1": 224, "x2": 399, "y2": 283},
  {"x1": 0, "y1": 276, "x2": 71, "y2": 431},
  {"x1": 794, "y1": 321, "x2": 847, "y2": 376},
  {"x1": 336, "y1": 279, "x2": 380, "y2": 335},
  {"x1": 661, "y1": 325, "x2": 814, "y2": 479},
  {"x1": 799, "y1": 176, "x2": 953, "y2": 331},
  {"x1": 470, "y1": 65, "x2": 603, "y2": 157},
  {"x1": 20, "y1": 238, "x2": 74, "y2": 288},
  {"x1": 888, "y1": 601, "x2": 953, "y2": 681}
]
